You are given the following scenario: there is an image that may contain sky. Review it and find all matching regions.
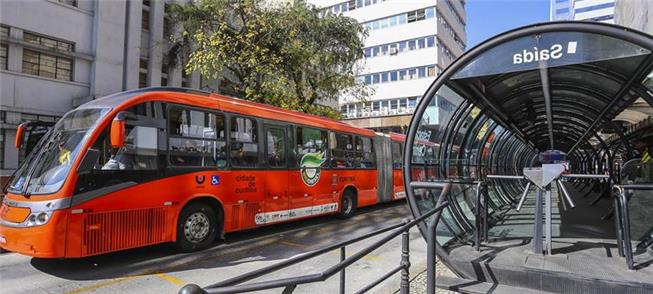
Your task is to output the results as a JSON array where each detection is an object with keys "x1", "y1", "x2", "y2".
[{"x1": 466, "y1": 0, "x2": 550, "y2": 49}]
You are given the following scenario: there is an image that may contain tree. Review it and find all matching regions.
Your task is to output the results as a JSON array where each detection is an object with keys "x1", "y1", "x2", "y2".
[{"x1": 170, "y1": 0, "x2": 369, "y2": 118}]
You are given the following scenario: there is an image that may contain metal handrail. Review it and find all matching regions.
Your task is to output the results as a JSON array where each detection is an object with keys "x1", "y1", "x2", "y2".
[
  {"x1": 178, "y1": 184, "x2": 451, "y2": 294},
  {"x1": 612, "y1": 183, "x2": 653, "y2": 270}
]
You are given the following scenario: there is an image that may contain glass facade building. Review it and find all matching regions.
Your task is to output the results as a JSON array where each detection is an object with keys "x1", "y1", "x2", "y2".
[{"x1": 550, "y1": 0, "x2": 615, "y2": 23}]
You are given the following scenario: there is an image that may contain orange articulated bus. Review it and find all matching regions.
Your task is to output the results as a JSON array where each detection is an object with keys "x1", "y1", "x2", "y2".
[{"x1": 0, "y1": 88, "x2": 406, "y2": 258}]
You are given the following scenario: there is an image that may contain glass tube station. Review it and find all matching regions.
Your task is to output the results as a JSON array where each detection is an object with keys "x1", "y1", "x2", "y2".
[{"x1": 404, "y1": 22, "x2": 653, "y2": 293}]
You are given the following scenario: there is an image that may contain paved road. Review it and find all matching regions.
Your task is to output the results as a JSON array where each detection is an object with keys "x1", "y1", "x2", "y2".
[{"x1": 0, "y1": 201, "x2": 436, "y2": 294}]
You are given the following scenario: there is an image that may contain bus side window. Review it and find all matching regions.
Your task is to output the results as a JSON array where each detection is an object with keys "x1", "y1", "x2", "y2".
[
  {"x1": 352, "y1": 136, "x2": 363, "y2": 168},
  {"x1": 266, "y1": 127, "x2": 286, "y2": 168},
  {"x1": 97, "y1": 103, "x2": 161, "y2": 171},
  {"x1": 168, "y1": 106, "x2": 226, "y2": 168},
  {"x1": 329, "y1": 132, "x2": 353, "y2": 168},
  {"x1": 230, "y1": 116, "x2": 258, "y2": 167},
  {"x1": 296, "y1": 127, "x2": 327, "y2": 164},
  {"x1": 392, "y1": 142, "x2": 402, "y2": 169},
  {"x1": 360, "y1": 137, "x2": 375, "y2": 168}
]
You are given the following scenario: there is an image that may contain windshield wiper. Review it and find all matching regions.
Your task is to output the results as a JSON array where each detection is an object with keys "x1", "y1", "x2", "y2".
[{"x1": 20, "y1": 130, "x2": 60, "y2": 198}]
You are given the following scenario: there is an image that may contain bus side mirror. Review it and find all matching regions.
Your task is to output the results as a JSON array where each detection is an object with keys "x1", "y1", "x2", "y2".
[
  {"x1": 110, "y1": 114, "x2": 126, "y2": 149},
  {"x1": 15, "y1": 123, "x2": 26, "y2": 149}
]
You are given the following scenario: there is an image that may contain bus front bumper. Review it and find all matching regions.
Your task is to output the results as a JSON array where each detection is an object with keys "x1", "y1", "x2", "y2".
[{"x1": 0, "y1": 210, "x2": 67, "y2": 258}]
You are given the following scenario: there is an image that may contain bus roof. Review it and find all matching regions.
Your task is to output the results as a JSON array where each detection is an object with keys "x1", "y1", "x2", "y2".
[{"x1": 81, "y1": 87, "x2": 376, "y2": 137}]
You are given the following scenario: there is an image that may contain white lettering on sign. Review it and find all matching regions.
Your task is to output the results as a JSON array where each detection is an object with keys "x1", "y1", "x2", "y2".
[{"x1": 513, "y1": 42, "x2": 577, "y2": 65}]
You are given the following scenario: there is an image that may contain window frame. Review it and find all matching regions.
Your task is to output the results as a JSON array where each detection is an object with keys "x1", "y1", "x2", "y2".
[
  {"x1": 295, "y1": 125, "x2": 329, "y2": 170},
  {"x1": 22, "y1": 49, "x2": 74, "y2": 81},
  {"x1": 23, "y1": 31, "x2": 75, "y2": 53},
  {"x1": 0, "y1": 43, "x2": 7, "y2": 70},
  {"x1": 392, "y1": 141, "x2": 403, "y2": 170},
  {"x1": 166, "y1": 104, "x2": 227, "y2": 169},
  {"x1": 229, "y1": 115, "x2": 262, "y2": 169},
  {"x1": 264, "y1": 123, "x2": 289, "y2": 169}
]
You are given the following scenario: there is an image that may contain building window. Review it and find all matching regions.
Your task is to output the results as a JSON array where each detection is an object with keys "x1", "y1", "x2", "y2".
[
  {"x1": 22, "y1": 49, "x2": 73, "y2": 81},
  {"x1": 57, "y1": 0, "x2": 77, "y2": 7},
  {"x1": 0, "y1": 44, "x2": 7, "y2": 70},
  {"x1": 0, "y1": 129, "x2": 4, "y2": 169},
  {"x1": 361, "y1": 64, "x2": 438, "y2": 85},
  {"x1": 161, "y1": 61, "x2": 169, "y2": 86},
  {"x1": 575, "y1": 2, "x2": 615, "y2": 14},
  {"x1": 139, "y1": 58, "x2": 148, "y2": 88},
  {"x1": 139, "y1": 73, "x2": 147, "y2": 88},
  {"x1": 363, "y1": 35, "x2": 438, "y2": 60},
  {"x1": 23, "y1": 32, "x2": 74, "y2": 52},
  {"x1": 0, "y1": 25, "x2": 8, "y2": 38},
  {"x1": 363, "y1": 7, "x2": 435, "y2": 32},
  {"x1": 142, "y1": 9, "x2": 150, "y2": 31}
]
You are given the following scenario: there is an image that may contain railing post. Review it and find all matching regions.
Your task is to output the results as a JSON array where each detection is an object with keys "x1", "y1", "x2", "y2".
[
  {"x1": 619, "y1": 188, "x2": 634, "y2": 270},
  {"x1": 613, "y1": 192, "x2": 625, "y2": 257},
  {"x1": 482, "y1": 183, "x2": 489, "y2": 242},
  {"x1": 400, "y1": 225, "x2": 411, "y2": 294},
  {"x1": 340, "y1": 246, "x2": 346, "y2": 294},
  {"x1": 426, "y1": 216, "x2": 437, "y2": 294},
  {"x1": 474, "y1": 182, "x2": 482, "y2": 251}
]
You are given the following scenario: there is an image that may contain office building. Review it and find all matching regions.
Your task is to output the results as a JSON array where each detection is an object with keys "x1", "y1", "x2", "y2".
[
  {"x1": 307, "y1": 0, "x2": 466, "y2": 133},
  {"x1": 550, "y1": 0, "x2": 615, "y2": 23},
  {"x1": 0, "y1": 0, "x2": 209, "y2": 182}
]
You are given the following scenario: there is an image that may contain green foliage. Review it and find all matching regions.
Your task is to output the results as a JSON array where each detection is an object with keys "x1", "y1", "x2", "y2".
[{"x1": 169, "y1": 0, "x2": 369, "y2": 119}]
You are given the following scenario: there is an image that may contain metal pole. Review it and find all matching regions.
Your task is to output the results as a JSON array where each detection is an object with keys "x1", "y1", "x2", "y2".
[
  {"x1": 545, "y1": 184, "x2": 552, "y2": 255},
  {"x1": 475, "y1": 182, "x2": 482, "y2": 251},
  {"x1": 619, "y1": 190, "x2": 634, "y2": 270},
  {"x1": 613, "y1": 195, "x2": 625, "y2": 258},
  {"x1": 340, "y1": 247, "x2": 346, "y2": 294},
  {"x1": 557, "y1": 181, "x2": 568, "y2": 212},
  {"x1": 556, "y1": 180, "x2": 576, "y2": 209},
  {"x1": 517, "y1": 182, "x2": 531, "y2": 211},
  {"x1": 533, "y1": 188, "x2": 543, "y2": 254},
  {"x1": 427, "y1": 217, "x2": 437, "y2": 294},
  {"x1": 483, "y1": 184, "x2": 489, "y2": 242},
  {"x1": 400, "y1": 230, "x2": 410, "y2": 294}
]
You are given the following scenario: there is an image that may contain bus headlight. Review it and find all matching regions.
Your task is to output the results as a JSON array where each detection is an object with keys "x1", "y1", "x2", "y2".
[
  {"x1": 36, "y1": 212, "x2": 49, "y2": 225},
  {"x1": 25, "y1": 211, "x2": 52, "y2": 227}
]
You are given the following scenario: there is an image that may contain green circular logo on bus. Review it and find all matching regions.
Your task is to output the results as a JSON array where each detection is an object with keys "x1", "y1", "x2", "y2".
[{"x1": 300, "y1": 152, "x2": 326, "y2": 187}]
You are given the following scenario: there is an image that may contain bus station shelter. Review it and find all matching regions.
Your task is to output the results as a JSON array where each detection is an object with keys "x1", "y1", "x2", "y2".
[{"x1": 404, "y1": 21, "x2": 653, "y2": 293}]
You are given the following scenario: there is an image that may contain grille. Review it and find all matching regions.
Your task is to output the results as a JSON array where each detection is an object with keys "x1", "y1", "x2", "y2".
[{"x1": 82, "y1": 207, "x2": 167, "y2": 255}]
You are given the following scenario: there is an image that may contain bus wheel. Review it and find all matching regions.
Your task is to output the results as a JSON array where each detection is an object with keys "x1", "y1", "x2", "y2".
[
  {"x1": 175, "y1": 202, "x2": 218, "y2": 252},
  {"x1": 337, "y1": 189, "x2": 357, "y2": 219}
]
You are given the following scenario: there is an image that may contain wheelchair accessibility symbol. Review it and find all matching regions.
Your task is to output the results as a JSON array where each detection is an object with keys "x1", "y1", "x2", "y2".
[{"x1": 211, "y1": 175, "x2": 220, "y2": 186}]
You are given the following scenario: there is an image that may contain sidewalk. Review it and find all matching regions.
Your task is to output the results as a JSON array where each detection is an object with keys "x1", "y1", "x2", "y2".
[{"x1": 394, "y1": 259, "x2": 459, "y2": 294}]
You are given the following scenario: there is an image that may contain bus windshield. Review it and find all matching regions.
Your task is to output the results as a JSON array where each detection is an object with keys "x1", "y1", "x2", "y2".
[{"x1": 7, "y1": 108, "x2": 109, "y2": 195}]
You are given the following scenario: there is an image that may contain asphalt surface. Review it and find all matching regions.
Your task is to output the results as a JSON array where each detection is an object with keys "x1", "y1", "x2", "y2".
[{"x1": 0, "y1": 201, "x2": 441, "y2": 294}]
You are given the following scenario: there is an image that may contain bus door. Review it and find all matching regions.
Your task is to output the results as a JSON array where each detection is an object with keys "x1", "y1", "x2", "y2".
[
  {"x1": 290, "y1": 126, "x2": 333, "y2": 217},
  {"x1": 262, "y1": 124, "x2": 290, "y2": 222}
]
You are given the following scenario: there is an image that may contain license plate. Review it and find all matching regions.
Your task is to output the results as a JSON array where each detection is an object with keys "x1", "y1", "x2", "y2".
[{"x1": 0, "y1": 236, "x2": 6, "y2": 244}]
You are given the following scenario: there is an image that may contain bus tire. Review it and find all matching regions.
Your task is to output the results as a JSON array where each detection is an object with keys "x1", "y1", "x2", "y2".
[
  {"x1": 175, "y1": 202, "x2": 219, "y2": 252},
  {"x1": 337, "y1": 189, "x2": 357, "y2": 219}
]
